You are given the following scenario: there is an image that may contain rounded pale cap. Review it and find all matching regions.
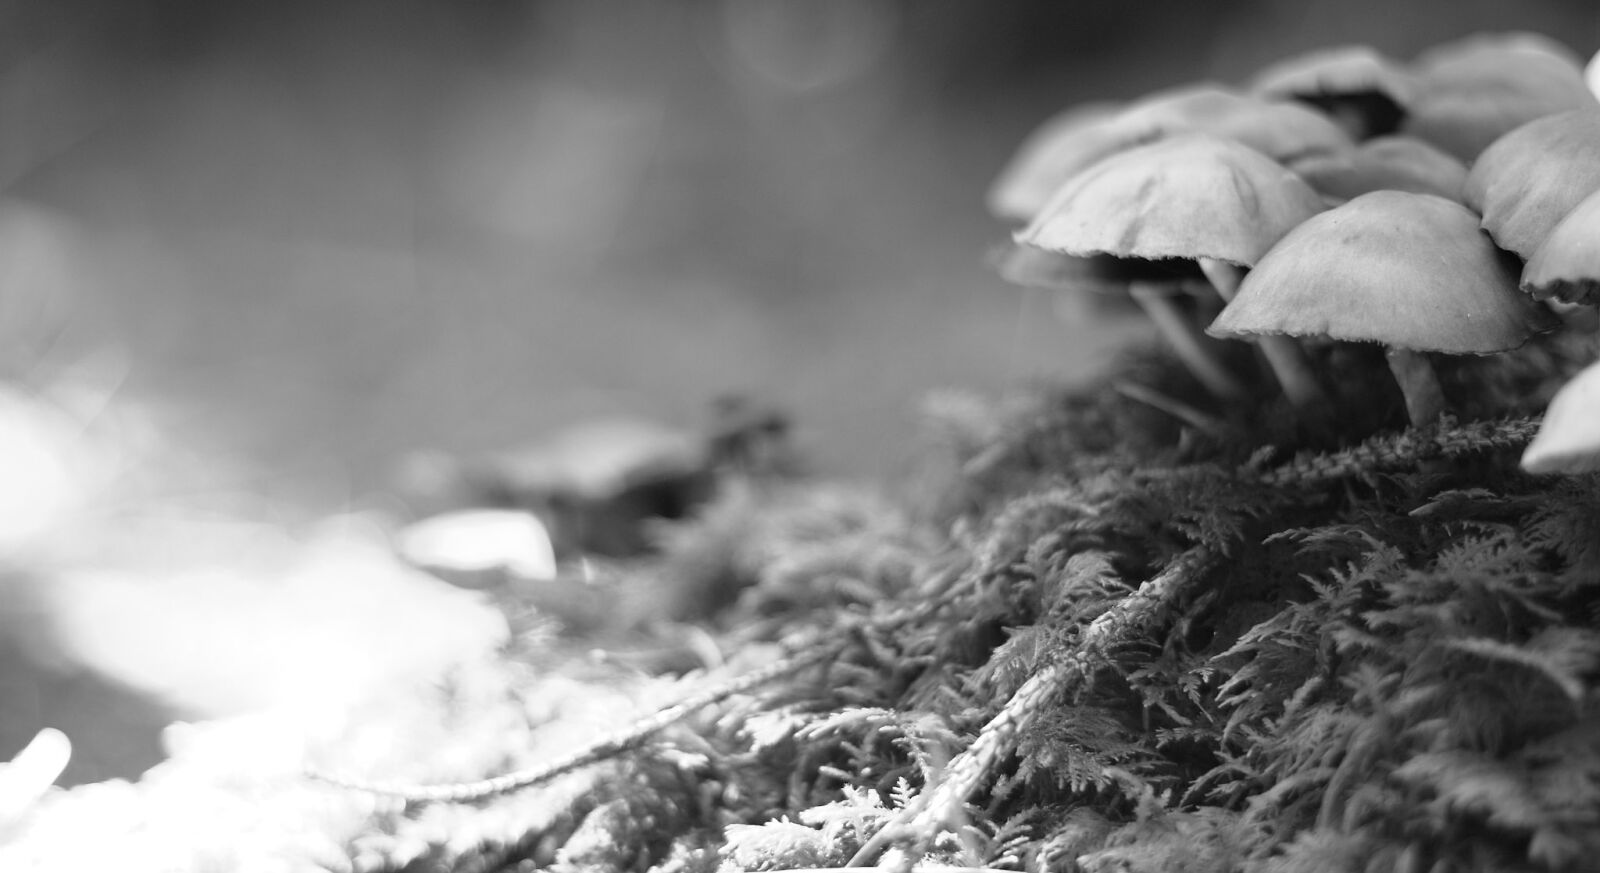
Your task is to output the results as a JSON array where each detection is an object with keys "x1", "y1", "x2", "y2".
[
  {"x1": 1412, "y1": 31, "x2": 1587, "y2": 74},
  {"x1": 1403, "y1": 32, "x2": 1596, "y2": 161},
  {"x1": 1289, "y1": 135, "x2": 1467, "y2": 203},
  {"x1": 1207, "y1": 190, "x2": 1560, "y2": 353},
  {"x1": 1016, "y1": 133, "x2": 1326, "y2": 268},
  {"x1": 1522, "y1": 360, "x2": 1600, "y2": 474},
  {"x1": 1523, "y1": 186, "x2": 1600, "y2": 305},
  {"x1": 988, "y1": 85, "x2": 1349, "y2": 222},
  {"x1": 1463, "y1": 108, "x2": 1600, "y2": 259},
  {"x1": 987, "y1": 101, "x2": 1122, "y2": 223}
]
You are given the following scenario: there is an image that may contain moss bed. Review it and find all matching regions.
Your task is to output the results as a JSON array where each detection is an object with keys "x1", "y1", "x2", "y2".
[{"x1": 9, "y1": 330, "x2": 1596, "y2": 873}]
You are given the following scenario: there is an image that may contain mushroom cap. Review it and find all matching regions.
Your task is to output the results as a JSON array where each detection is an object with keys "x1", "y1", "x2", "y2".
[
  {"x1": 1462, "y1": 108, "x2": 1600, "y2": 259},
  {"x1": 1249, "y1": 44, "x2": 1416, "y2": 136},
  {"x1": 1207, "y1": 190, "x2": 1560, "y2": 353},
  {"x1": 1289, "y1": 135, "x2": 1467, "y2": 203},
  {"x1": 1402, "y1": 33, "x2": 1596, "y2": 162},
  {"x1": 1114, "y1": 90, "x2": 1352, "y2": 165},
  {"x1": 1015, "y1": 133, "x2": 1326, "y2": 268},
  {"x1": 987, "y1": 85, "x2": 1349, "y2": 222},
  {"x1": 1250, "y1": 44, "x2": 1416, "y2": 103},
  {"x1": 987, "y1": 101, "x2": 1123, "y2": 223},
  {"x1": 1523, "y1": 186, "x2": 1600, "y2": 305},
  {"x1": 1412, "y1": 31, "x2": 1587, "y2": 74},
  {"x1": 992, "y1": 242, "x2": 1204, "y2": 296},
  {"x1": 1521, "y1": 360, "x2": 1600, "y2": 474}
]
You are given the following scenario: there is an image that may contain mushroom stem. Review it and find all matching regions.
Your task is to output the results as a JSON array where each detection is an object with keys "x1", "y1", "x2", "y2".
[
  {"x1": 1199, "y1": 258, "x2": 1329, "y2": 411},
  {"x1": 1384, "y1": 348, "x2": 1448, "y2": 427},
  {"x1": 1112, "y1": 379, "x2": 1227, "y2": 435},
  {"x1": 1128, "y1": 281, "x2": 1248, "y2": 402}
]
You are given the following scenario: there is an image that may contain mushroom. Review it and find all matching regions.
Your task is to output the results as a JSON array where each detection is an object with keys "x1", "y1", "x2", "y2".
[
  {"x1": 987, "y1": 101, "x2": 1123, "y2": 224},
  {"x1": 1016, "y1": 133, "x2": 1329, "y2": 408},
  {"x1": 1402, "y1": 32, "x2": 1596, "y2": 162},
  {"x1": 1287, "y1": 135, "x2": 1468, "y2": 204},
  {"x1": 1248, "y1": 44, "x2": 1417, "y2": 139},
  {"x1": 1207, "y1": 190, "x2": 1561, "y2": 427},
  {"x1": 989, "y1": 85, "x2": 1351, "y2": 222},
  {"x1": 1462, "y1": 107, "x2": 1600, "y2": 259},
  {"x1": 992, "y1": 242, "x2": 1205, "y2": 299},
  {"x1": 1521, "y1": 359, "x2": 1600, "y2": 474},
  {"x1": 1523, "y1": 186, "x2": 1600, "y2": 307}
]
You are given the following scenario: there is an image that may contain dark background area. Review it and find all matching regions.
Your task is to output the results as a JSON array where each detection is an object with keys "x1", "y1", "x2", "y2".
[{"x1": 0, "y1": 0, "x2": 1594, "y2": 786}]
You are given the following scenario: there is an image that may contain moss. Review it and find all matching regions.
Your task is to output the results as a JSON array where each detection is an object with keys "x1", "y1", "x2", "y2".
[{"x1": 273, "y1": 328, "x2": 1594, "y2": 873}]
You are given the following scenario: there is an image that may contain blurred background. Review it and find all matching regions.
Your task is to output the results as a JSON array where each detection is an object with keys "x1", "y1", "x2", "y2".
[{"x1": 0, "y1": 0, "x2": 1595, "y2": 787}]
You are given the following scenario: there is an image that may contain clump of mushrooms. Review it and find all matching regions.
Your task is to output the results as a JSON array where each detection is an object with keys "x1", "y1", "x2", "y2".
[
  {"x1": 988, "y1": 85, "x2": 1350, "y2": 224},
  {"x1": 1015, "y1": 133, "x2": 1328, "y2": 408},
  {"x1": 987, "y1": 32, "x2": 1598, "y2": 440},
  {"x1": 1207, "y1": 190, "x2": 1560, "y2": 427}
]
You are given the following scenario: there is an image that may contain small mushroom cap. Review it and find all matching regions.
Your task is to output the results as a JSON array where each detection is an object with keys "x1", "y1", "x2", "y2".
[
  {"x1": 1412, "y1": 31, "x2": 1587, "y2": 73},
  {"x1": 1289, "y1": 135, "x2": 1468, "y2": 202},
  {"x1": 1015, "y1": 133, "x2": 1326, "y2": 268},
  {"x1": 987, "y1": 101, "x2": 1123, "y2": 223},
  {"x1": 987, "y1": 85, "x2": 1349, "y2": 222},
  {"x1": 1114, "y1": 91, "x2": 1352, "y2": 166},
  {"x1": 1521, "y1": 360, "x2": 1600, "y2": 474},
  {"x1": 991, "y1": 242, "x2": 1203, "y2": 295},
  {"x1": 1207, "y1": 190, "x2": 1560, "y2": 353},
  {"x1": 1523, "y1": 186, "x2": 1600, "y2": 305},
  {"x1": 986, "y1": 85, "x2": 1236, "y2": 222},
  {"x1": 1249, "y1": 44, "x2": 1416, "y2": 136},
  {"x1": 1462, "y1": 108, "x2": 1600, "y2": 259},
  {"x1": 1403, "y1": 32, "x2": 1596, "y2": 161},
  {"x1": 1251, "y1": 44, "x2": 1416, "y2": 103}
]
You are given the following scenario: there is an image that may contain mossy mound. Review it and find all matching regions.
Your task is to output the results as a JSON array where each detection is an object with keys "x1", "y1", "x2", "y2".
[{"x1": 294, "y1": 334, "x2": 1598, "y2": 873}]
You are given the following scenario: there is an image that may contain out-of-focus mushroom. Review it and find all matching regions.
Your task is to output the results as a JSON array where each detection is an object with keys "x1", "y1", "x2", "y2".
[
  {"x1": 996, "y1": 239, "x2": 1240, "y2": 399},
  {"x1": 1524, "y1": 186, "x2": 1600, "y2": 307},
  {"x1": 1208, "y1": 190, "x2": 1561, "y2": 427},
  {"x1": 1249, "y1": 44, "x2": 1416, "y2": 139},
  {"x1": 1462, "y1": 108, "x2": 1600, "y2": 259},
  {"x1": 1403, "y1": 32, "x2": 1596, "y2": 162},
  {"x1": 987, "y1": 101, "x2": 1123, "y2": 224},
  {"x1": 989, "y1": 85, "x2": 1350, "y2": 222},
  {"x1": 1017, "y1": 133, "x2": 1329, "y2": 408},
  {"x1": 992, "y1": 240, "x2": 1217, "y2": 332},
  {"x1": 1521, "y1": 359, "x2": 1600, "y2": 474},
  {"x1": 1288, "y1": 135, "x2": 1468, "y2": 203},
  {"x1": 992, "y1": 243, "x2": 1207, "y2": 298}
]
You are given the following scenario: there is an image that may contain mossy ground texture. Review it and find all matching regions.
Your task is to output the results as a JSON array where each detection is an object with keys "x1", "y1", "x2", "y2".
[
  {"x1": 334, "y1": 334, "x2": 1598, "y2": 872},
  {"x1": 6, "y1": 335, "x2": 1598, "y2": 873}
]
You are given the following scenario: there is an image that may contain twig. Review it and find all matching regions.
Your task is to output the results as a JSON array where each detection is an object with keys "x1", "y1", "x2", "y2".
[
  {"x1": 307, "y1": 641, "x2": 839, "y2": 803},
  {"x1": 1112, "y1": 380, "x2": 1227, "y2": 435},
  {"x1": 847, "y1": 547, "x2": 1214, "y2": 866},
  {"x1": 1254, "y1": 416, "x2": 1540, "y2": 487}
]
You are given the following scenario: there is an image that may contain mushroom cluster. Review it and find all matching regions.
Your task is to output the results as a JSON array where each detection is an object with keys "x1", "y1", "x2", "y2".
[{"x1": 989, "y1": 32, "x2": 1600, "y2": 468}]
